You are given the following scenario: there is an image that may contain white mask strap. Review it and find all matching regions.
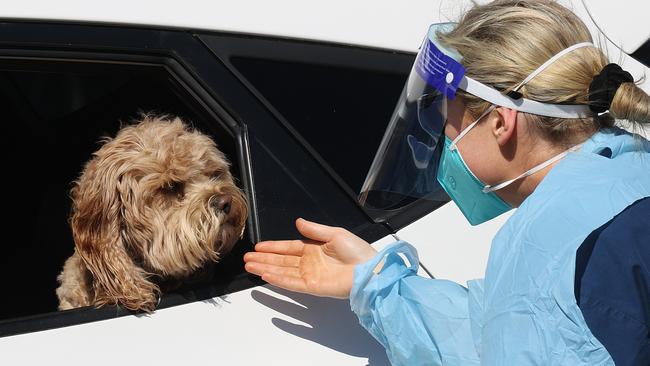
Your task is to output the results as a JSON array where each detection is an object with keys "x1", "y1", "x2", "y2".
[
  {"x1": 482, "y1": 144, "x2": 583, "y2": 193},
  {"x1": 512, "y1": 42, "x2": 594, "y2": 92},
  {"x1": 449, "y1": 105, "x2": 496, "y2": 151}
]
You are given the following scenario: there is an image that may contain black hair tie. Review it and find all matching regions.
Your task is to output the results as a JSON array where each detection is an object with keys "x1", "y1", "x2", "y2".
[{"x1": 588, "y1": 63, "x2": 633, "y2": 114}]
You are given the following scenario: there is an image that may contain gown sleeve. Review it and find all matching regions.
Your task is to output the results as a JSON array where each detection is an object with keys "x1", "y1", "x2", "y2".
[{"x1": 350, "y1": 241, "x2": 484, "y2": 366}]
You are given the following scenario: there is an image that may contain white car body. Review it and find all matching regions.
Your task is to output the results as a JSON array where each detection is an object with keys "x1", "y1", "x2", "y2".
[{"x1": 0, "y1": 1, "x2": 647, "y2": 365}]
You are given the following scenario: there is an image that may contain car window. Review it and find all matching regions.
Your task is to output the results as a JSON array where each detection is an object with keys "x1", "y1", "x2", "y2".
[
  {"x1": 0, "y1": 59, "x2": 248, "y2": 323},
  {"x1": 229, "y1": 56, "x2": 409, "y2": 195}
]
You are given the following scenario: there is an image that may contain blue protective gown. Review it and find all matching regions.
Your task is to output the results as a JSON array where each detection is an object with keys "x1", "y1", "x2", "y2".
[{"x1": 350, "y1": 128, "x2": 650, "y2": 365}]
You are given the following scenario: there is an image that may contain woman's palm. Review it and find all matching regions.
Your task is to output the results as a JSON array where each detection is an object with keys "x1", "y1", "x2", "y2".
[{"x1": 244, "y1": 219, "x2": 378, "y2": 298}]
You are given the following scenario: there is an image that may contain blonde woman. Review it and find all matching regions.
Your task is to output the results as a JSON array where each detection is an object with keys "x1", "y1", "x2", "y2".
[{"x1": 245, "y1": 1, "x2": 650, "y2": 364}]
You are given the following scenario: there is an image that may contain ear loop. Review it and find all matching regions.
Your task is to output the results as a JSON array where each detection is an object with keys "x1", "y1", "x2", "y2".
[
  {"x1": 482, "y1": 144, "x2": 583, "y2": 193},
  {"x1": 448, "y1": 105, "x2": 496, "y2": 151}
]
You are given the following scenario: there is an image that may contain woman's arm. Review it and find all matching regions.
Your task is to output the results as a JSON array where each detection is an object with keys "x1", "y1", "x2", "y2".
[
  {"x1": 243, "y1": 219, "x2": 484, "y2": 365},
  {"x1": 351, "y1": 241, "x2": 482, "y2": 366}
]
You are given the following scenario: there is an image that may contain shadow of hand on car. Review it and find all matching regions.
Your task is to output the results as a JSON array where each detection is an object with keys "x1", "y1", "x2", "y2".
[{"x1": 250, "y1": 285, "x2": 390, "y2": 366}]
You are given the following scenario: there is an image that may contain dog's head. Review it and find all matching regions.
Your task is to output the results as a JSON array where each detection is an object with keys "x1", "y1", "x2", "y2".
[{"x1": 70, "y1": 115, "x2": 248, "y2": 311}]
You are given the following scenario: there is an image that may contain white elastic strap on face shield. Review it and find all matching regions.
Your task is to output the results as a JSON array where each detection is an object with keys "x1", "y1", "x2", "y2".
[
  {"x1": 482, "y1": 144, "x2": 583, "y2": 193},
  {"x1": 458, "y1": 42, "x2": 595, "y2": 119}
]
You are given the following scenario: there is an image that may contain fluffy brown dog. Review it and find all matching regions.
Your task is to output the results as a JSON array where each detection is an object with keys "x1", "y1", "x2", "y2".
[{"x1": 56, "y1": 115, "x2": 248, "y2": 312}]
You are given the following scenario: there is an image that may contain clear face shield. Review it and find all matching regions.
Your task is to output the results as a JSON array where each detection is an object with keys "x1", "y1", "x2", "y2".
[
  {"x1": 358, "y1": 23, "x2": 460, "y2": 212},
  {"x1": 359, "y1": 22, "x2": 593, "y2": 216}
]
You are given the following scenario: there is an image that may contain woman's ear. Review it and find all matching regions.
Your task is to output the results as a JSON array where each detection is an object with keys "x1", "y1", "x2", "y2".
[{"x1": 492, "y1": 107, "x2": 518, "y2": 146}]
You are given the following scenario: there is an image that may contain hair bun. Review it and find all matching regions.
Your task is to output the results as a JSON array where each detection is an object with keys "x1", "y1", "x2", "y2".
[{"x1": 588, "y1": 63, "x2": 634, "y2": 114}]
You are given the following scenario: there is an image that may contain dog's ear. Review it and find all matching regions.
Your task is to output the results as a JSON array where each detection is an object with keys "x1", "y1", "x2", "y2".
[{"x1": 70, "y1": 140, "x2": 160, "y2": 312}]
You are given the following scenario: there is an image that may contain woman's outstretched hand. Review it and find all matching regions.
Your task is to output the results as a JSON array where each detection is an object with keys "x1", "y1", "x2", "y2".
[{"x1": 243, "y1": 218, "x2": 378, "y2": 299}]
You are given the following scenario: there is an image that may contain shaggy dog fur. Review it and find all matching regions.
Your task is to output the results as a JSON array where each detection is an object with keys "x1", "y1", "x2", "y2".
[{"x1": 56, "y1": 116, "x2": 248, "y2": 312}]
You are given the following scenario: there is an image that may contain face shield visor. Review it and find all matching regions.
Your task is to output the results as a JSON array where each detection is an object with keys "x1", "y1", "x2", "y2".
[{"x1": 359, "y1": 22, "x2": 592, "y2": 212}]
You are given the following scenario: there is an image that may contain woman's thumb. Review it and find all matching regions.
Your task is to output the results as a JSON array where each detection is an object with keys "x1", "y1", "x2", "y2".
[{"x1": 295, "y1": 218, "x2": 338, "y2": 242}]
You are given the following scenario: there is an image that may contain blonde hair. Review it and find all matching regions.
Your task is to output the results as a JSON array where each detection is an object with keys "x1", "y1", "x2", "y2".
[{"x1": 439, "y1": 0, "x2": 650, "y2": 146}]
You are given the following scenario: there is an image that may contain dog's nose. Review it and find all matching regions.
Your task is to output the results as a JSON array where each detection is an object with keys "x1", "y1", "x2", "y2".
[{"x1": 212, "y1": 195, "x2": 232, "y2": 214}]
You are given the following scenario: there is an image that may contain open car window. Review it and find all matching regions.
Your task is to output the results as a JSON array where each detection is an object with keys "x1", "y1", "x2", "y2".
[{"x1": 0, "y1": 58, "x2": 255, "y2": 323}]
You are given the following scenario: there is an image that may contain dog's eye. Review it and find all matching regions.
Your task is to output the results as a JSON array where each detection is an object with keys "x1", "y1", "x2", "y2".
[
  {"x1": 165, "y1": 181, "x2": 185, "y2": 197},
  {"x1": 211, "y1": 170, "x2": 224, "y2": 180}
]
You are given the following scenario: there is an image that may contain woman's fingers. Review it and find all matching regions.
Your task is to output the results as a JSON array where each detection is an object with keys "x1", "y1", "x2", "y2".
[
  {"x1": 243, "y1": 252, "x2": 300, "y2": 268},
  {"x1": 295, "y1": 218, "x2": 340, "y2": 242},
  {"x1": 244, "y1": 261, "x2": 301, "y2": 278},
  {"x1": 254, "y1": 240, "x2": 305, "y2": 256},
  {"x1": 262, "y1": 273, "x2": 309, "y2": 294},
  {"x1": 245, "y1": 261, "x2": 311, "y2": 294}
]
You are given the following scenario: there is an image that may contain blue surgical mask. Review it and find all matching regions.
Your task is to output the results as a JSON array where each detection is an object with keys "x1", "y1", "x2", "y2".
[{"x1": 437, "y1": 135, "x2": 512, "y2": 225}]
